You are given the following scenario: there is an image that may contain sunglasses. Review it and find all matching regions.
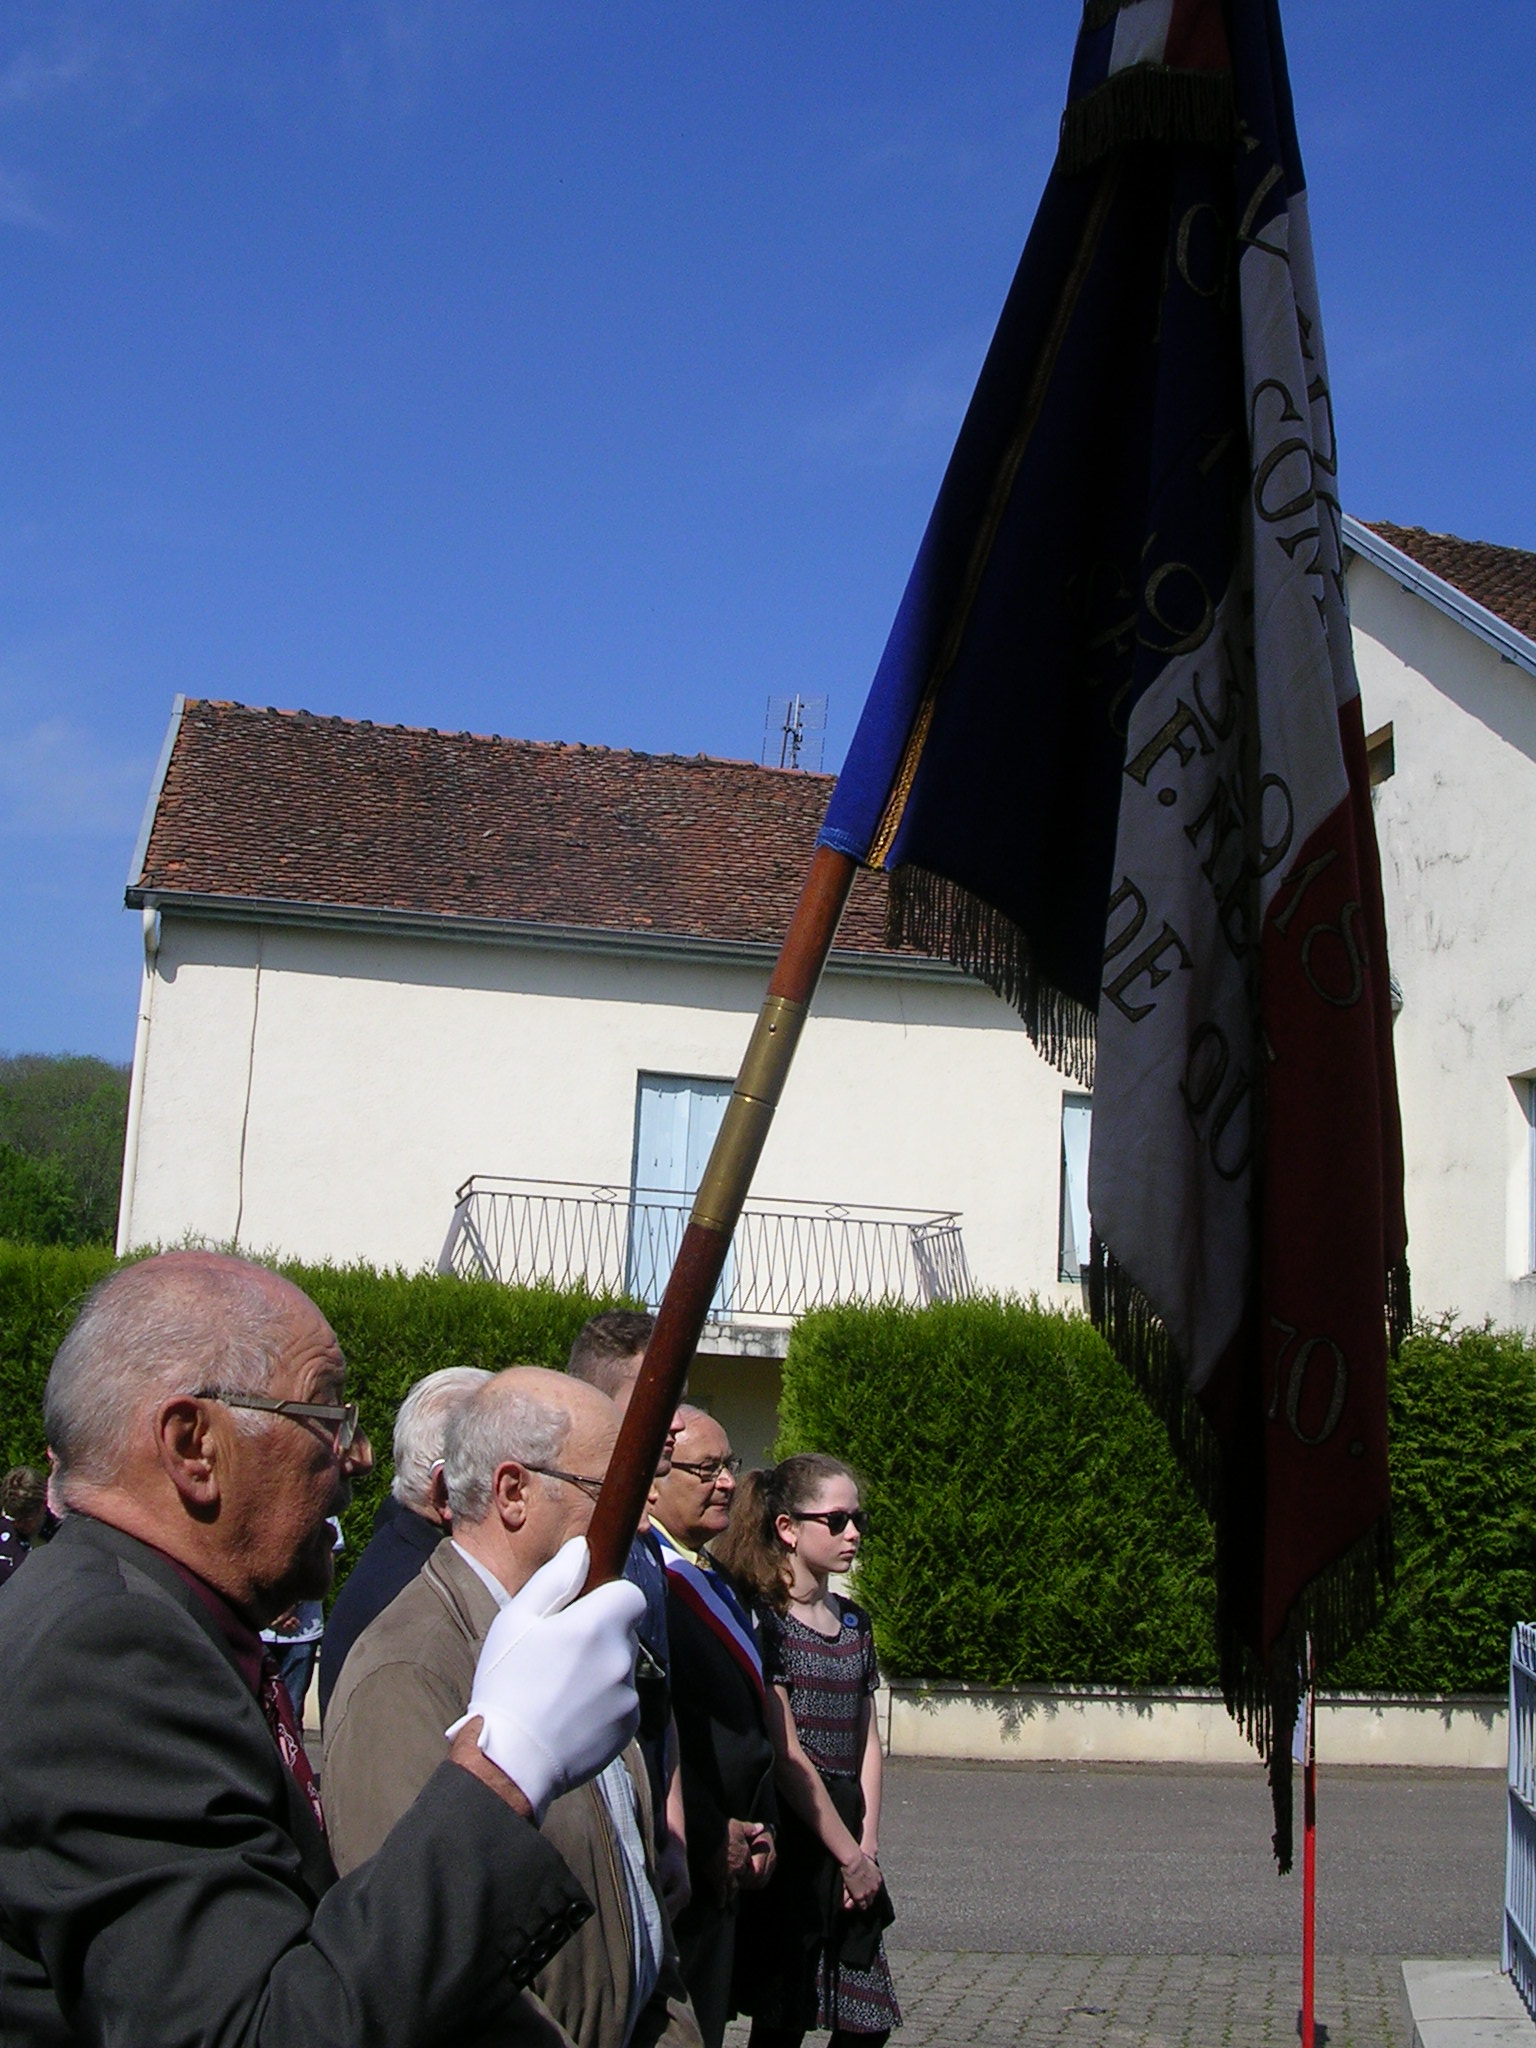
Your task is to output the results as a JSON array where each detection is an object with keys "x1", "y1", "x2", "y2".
[{"x1": 790, "y1": 1509, "x2": 870, "y2": 1537}]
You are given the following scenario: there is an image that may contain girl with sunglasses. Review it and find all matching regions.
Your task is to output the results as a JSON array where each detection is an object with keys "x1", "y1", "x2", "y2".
[{"x1": 714, "y1": 1455, "x2": 899, "y2": 2048}]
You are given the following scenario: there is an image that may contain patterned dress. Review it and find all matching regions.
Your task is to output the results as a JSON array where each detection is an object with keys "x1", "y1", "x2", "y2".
[{"x1": 744, "y1": 1596, "x2": 901, "y2": 2035}]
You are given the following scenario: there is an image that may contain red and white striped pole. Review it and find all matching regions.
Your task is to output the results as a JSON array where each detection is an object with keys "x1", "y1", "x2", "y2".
[{"x1": 1301, "y1": 1634, "x2": 1318, "y2": 2048}]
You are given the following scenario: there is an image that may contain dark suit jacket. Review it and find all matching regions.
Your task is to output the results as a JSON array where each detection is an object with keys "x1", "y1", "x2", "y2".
[
  {"x1": 318, "y1": 1493, "x2": 444, "y2": 1718},
  {"x1": 0, "y1": 1514, "x2": 591, "y2": 2047},
  {"x1": 663, "y1": 1569, "x2": 777, "y2": 1892}
]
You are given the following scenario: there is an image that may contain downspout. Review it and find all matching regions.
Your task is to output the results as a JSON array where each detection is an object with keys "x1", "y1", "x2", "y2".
[{"x1": 115, "y1": 905, "x2": 161, "y2": 1256}]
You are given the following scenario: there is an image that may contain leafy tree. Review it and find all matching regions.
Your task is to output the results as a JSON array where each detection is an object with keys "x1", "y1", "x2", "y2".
[
  {"x1": 0, "y1": 1145, "x2": 83, "y2": 1247},
  {"x1": 0, "y1": 1054, "x2": 130, "y2": 1245}
]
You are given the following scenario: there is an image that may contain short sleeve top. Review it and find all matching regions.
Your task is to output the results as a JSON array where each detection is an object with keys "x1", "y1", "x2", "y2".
[{"x1": 761, "y1": 1596, "x2": 879, "y2": 1779}]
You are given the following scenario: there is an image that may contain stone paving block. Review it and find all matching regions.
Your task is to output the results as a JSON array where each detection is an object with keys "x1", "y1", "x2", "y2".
[{"x1": 724, "y1": 1951, "x2": 1413, "y2": 2048}]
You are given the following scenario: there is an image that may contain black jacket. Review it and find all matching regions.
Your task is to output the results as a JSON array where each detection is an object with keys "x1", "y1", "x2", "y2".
[
  {"x1": 0, "y1": 1514, "x2": 591, "y2": 2047},
  {"x1": 664, "y1": 1572, "x2": 777, "y2": 1886},
  {"x1": 318, "y1": 1493, "x2": 445, "y2": 1718}
]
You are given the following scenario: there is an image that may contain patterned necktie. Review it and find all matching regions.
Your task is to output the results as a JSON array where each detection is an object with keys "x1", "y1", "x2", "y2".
[{"x1": 259, "y1": 1650, "x2": 327, "y2": 1839}]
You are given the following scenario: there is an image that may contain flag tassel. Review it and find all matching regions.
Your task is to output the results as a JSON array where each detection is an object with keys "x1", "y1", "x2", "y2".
[
  {"x1": 1387, "y1": 1254, "x2": 1413, "y2": 1358},
  {"x1": 887, "y1": 863, "x2": 1098, "y2": 1087},
  {"x1": 1090, "y1": 1233, "x2": 1393, "y2": 1872},
  {"x1": 1057, "y1": 65, "x2": 1236, "y2": 179},
  {"x1": 582, "y1": 847, "x2": 858, "y2": 1589}
]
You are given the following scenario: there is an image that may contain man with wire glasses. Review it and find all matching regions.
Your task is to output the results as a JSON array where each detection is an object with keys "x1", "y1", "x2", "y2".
[
  {"x1": 650, "y1": 1410, "x2": 777, "y2": 2048},
  {"x1": 0, "y1": 1251, "x2": 643, "y2": 2048},
  {"x1": 325, "y1": 1366, "x2": 702, "y2": 2048}
]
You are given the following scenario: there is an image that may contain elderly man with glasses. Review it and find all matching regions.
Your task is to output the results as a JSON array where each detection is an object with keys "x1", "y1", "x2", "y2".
[
  {"x1": 324, "y1": 1366, "x2": 702, "y2": 2048},
  {"x1": 0, "y1": 1251, "x2": 643, "y2": 2048},
  {"x1": 317, "y1": 1362, "x2": 491, "y2": 1720},
  {"x1": 649, "y1": 1409, "x2": 777, "y2": 2048}
]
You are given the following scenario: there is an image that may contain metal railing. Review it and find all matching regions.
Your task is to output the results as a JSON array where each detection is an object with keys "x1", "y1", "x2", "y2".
[
  {"x1": 1505, "y1": 1623, "x2": 1536, "y2": 2017},
  {"x1": 437, "y1": 1175, "x2": 974, "y2": 1320}
]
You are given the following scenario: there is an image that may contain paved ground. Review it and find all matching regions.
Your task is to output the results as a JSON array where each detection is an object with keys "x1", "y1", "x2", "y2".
[
  {"x1": 878, "y1": 1759, "x2": 1504, "y2": 1955},
  {"x1": 720, "y1": 1759, "x2": 1506, "y2": 2046},
  {"x1": 725, "y1": 1952, "x2": 1410, "y2": 2046}
]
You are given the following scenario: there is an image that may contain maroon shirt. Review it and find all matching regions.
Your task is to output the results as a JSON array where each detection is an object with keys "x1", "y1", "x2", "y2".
[{"x1": 157, "y1": 1547, "x2": 326, "y2": 1836}]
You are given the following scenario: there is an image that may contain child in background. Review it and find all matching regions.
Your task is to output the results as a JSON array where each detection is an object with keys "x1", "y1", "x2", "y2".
[{"x1": 714, "y1": 1454, "x2": 899, "y2": 2048}]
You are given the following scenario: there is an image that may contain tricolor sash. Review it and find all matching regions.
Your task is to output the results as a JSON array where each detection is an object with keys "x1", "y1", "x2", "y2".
[{"x1": 654, "y1": 1525, "x2": 765, "y2": 1700}]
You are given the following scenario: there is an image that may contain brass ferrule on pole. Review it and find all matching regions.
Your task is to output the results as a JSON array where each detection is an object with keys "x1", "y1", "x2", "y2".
[
  {"x1": 689, "y1": 994, "x2": 808, "y2": 1233},
  {"x1": 583, "y1": 846, "x2": 857, "y2": 1587}
]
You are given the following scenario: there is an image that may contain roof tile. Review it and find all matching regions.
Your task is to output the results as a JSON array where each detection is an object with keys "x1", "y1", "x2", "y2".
[
  {"x1": 135, "y1": 700, "x2": 902, "y2": 956},
  {"x1": 1363, "y1": 522, "x2": 1536, "y2": 641}
]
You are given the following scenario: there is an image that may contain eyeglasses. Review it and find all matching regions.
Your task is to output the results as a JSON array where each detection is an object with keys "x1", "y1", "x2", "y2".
[
  {"x1": 194, "y1": 1389, "x2": 363, "y2": 1455},
  {"x1": 525, "y1": 1464, "x2": 608, "y2": 1503},
  {"x1": 670, "y1": 1454, "x2": 742, "y2": 1485},
  {"x1": 790, "y1": 1509, "x2": 870, "y2": 1537}
]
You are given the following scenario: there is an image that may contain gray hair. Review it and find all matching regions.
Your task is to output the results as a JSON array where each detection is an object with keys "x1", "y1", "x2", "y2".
[
  {"x1": 391, "y1": 1366, "x2": 492, "y2": 1510},
  {"x1": 44, "y1": 1255, "x2": 293, "y2": 1492},
  {"x1": 442, "y1": 1375, "x2": 571, "y2": 1525}
]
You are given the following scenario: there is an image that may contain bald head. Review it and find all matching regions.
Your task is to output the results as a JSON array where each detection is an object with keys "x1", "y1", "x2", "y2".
[
  {"x1": 441, "y1": 1366, "x2": 614, "y2": 1527},
  {"x1": 45, "y1": 1251, "x2": 314, "y2": 1494},
  {"x1": 652, "y1": 1405, "x2": 736, "y2": 1550}
]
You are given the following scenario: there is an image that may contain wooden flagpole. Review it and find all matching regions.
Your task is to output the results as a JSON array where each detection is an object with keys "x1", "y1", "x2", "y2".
[{"x1": 583, "y1": 845, "x2": 858, "y2": 1587}]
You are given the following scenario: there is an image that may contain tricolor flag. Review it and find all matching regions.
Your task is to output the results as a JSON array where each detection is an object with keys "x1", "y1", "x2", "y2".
[{"x1": 820, "y1": 0, "x2": 1407, "y2": 1865}]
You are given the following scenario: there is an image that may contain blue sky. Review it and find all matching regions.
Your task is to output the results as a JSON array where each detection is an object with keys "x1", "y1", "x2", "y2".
[{"x1": 2, "y1": 1, "x2": 1532, "y2": 1063}]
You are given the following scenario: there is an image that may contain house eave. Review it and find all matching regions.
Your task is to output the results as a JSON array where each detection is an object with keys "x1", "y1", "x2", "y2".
[
  {"x1": 125, "y1": 695, "x2": 186, "y2": 891},
  {"x1": 1342, "y1": 513, "x2": 1536, "y2": 680},
  {"x1": 123, "y1": 886, "x2": 970, "y2": 983}
]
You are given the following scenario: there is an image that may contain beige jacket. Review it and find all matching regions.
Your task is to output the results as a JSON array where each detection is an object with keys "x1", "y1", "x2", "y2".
[{"x1": 324, "y1": 1541, "x2": 702, "y2": 2048}]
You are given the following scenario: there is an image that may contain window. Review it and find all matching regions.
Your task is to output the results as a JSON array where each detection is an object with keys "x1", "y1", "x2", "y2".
[
  {"x1": 1059, "y1": 1093, "x2": 1092, "y2": 1283},
  {"x1": 1527, "y1": 1081, "x2": 1536, "y2": 1278},
  {"x1": 628, "y1": 1074, "x2": 734, "y2": 1310},
  {"x1": 1366, "y1": 721, "x2": 1395, "y2": 786}
]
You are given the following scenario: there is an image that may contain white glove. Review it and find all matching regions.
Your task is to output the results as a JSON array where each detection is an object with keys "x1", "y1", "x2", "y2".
[{"x1": 446, "y1": 1536, "x2": 645, "y2": 1823}]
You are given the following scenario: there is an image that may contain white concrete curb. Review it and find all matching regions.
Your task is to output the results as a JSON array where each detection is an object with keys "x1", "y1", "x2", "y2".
[
  {"x1": 1402, "y1": 1961, "x2": 1535, "y2": 2047},
  {"x1": 877, "y1": 1682, "x2": 1507, "y2": 1768}
]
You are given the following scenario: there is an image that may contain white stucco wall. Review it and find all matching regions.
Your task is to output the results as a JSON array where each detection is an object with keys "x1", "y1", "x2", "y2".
[
  {"x1": 121, "y1": 561, "x2": 1536, "y2": 1339},
  {"x1": 121, "y1": 914, "x2": 1081, "y2": 1305},
  {"x1": 1349, "y1": 555, "x2": 1536, "y2": 1335}
]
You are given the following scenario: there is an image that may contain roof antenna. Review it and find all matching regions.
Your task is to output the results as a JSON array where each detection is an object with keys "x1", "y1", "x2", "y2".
[{"x1": 762, "y1": 693, "x2": 826, "y2": 771}]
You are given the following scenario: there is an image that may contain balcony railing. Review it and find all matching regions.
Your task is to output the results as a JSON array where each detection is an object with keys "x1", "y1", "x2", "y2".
[
  {"x1": 437, "y1": 1175, "x2": 974, "y2": 1320},
  {"x1": 1506, "y1": 1622, "x2": 1536, "y2": 2020}
]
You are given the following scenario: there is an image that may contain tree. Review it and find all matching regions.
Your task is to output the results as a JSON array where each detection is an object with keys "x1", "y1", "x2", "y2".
[
  {"x1": 0, "y1": 1143, "x2": 81, "y2": 1246},
  {"x1": 0, "y1": 1055, "x2": 130, "y2": 1245}
]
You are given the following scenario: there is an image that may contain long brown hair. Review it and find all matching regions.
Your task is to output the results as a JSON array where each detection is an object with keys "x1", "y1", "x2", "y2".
[{"x1": 712, "y1": 1452, "x2": 856, "y2": 1614}]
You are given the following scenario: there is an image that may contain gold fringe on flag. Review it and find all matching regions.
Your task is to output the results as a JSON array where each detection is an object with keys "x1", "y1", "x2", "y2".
[
  {"x1": 886, "y1": 864, "x2": 1098, "y2": 1087},
  {"x1": 1058, "y1": 66, "x2": 1236, "y2": 178},
  {"x1": 1089, "y1": 1233, "x2": 1397, "y2": 1871},
  {"x1": 1080, "y1": 0, "x2": 1156, "y2": 26}
]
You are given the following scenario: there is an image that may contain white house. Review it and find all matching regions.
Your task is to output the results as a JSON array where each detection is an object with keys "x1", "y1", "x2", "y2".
[
  {"x1": 116, "y1": 516, "x2": 1536, "y2": 1457},
  {"x1": 116, "y1": 717, "x2": 1082, "y2": 1461},
  {"x1": 1343, "y1": 517, "x2": 1536, "y2": 1340}
]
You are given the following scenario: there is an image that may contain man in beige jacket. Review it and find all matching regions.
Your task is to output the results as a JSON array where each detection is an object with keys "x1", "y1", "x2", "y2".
[{"x1": 324, "y1": 1367, "x2": 701, "y2": 2048}]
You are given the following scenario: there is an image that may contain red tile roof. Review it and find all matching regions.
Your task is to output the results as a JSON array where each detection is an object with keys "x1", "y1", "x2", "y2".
[
  {"x1": 132, "y1": 699, "x2": 905, "y2": 956},
  {"x1": 1362, "y1": 522, "x2": 1536, "y2": 642}
]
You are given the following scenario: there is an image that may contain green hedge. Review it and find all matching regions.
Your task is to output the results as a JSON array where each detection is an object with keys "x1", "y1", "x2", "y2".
[
  {"x1": 1329, "y1": 1320, "x2": 1536, "y2": 1694},
  {"x1": 283, "y1": 1263, "x2": 620, "y2": 1573},
  {"x1": 779, "y1": 1296, "x2": 1536, "y2": 1696},
  {"x1": 0, "y1": 1243, "x2": 119, "y2": 1467},
  {"x1": 0, "y1": 1243, "x2": 619, "y2": 1589},
  {"x1": 6, "y1": 1244, "x2": 1536, "y2": 1691},
  {"x1": 777, "y1": 1297, "x2": 1220, "y2": 1687}
]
